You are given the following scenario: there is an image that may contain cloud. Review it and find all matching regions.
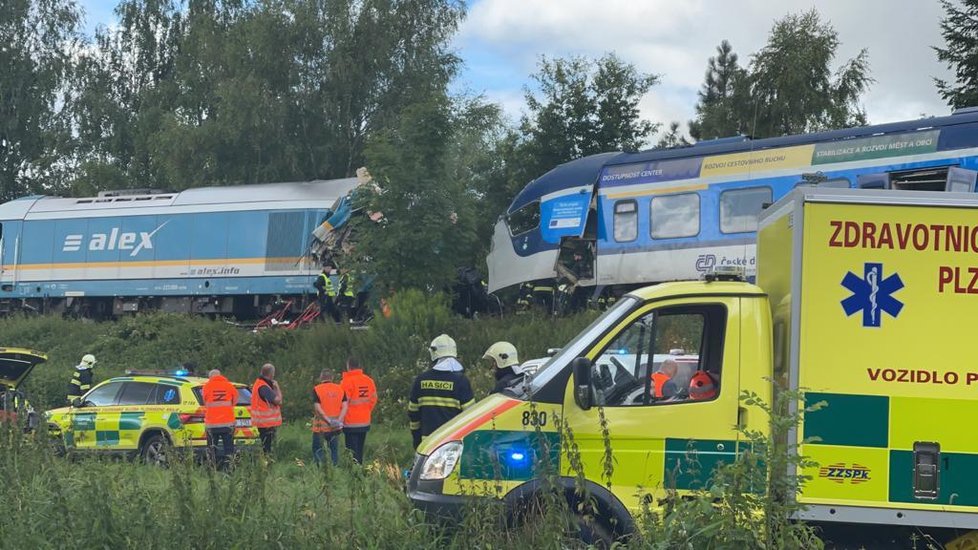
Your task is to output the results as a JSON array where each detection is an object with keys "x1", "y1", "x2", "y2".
[{"x1": 457, "y1": 0, "x2": 955, "y2": 133}]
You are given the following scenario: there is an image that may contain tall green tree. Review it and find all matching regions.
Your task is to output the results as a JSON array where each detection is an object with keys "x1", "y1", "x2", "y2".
[
  {"x1": 935, "y1": 0, "x2": 978, "y2": 109},
  {"x1": 746, "y1": 9, "x2": 872, "y2": 137},
  {"x1": 519, "y1": 53, "x2": 660, "y2": 180},
  {"x1": 688, "y1": 40, "x2": 748, "y2": 141},
  {"x1": 71, "y1": 0, "x2": 465, "y2": 192},
  {"x1": 358, "y1": 92, "x2": 479, "y2": 290},
  {"x1": 0, "y1": 0, "x2": 81, "y2": 201}
]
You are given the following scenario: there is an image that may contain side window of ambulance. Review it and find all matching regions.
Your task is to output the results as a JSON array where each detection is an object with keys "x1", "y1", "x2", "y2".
[
  {"x1": 590, "y1": 304, "x2": 726, "y2": 406},
  {"x1": 156, "y1": 385, "x2": 181, "y2": 405},
  {"x1": 84, "y1": 382, "x2": 123, "y2": 407},
  {"x1": 116, "y1": 382, "x2": 157, "y2": 406}
]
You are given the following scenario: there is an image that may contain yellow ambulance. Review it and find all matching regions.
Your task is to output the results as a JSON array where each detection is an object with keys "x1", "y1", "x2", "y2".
[{"x1": 407, "y1": 188, "x2": 978, "y2": 544}]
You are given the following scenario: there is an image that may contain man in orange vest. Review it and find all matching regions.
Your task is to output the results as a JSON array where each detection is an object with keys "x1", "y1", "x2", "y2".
[
  {"x1": 650, "y1": 359, "x2": 679, "y2": 400},
  {"x1": 340, "y1": 357, "x2": 377, "y2": 464},
  {"x1": 250, "y1": 363, "x2": 283, "y2": 455},
  {"x1": 312, "y1": 369, "x2": 348, "y2": 466},
  {"x1": 202, "y1": 369, "x2": 238, "y2": 470}
]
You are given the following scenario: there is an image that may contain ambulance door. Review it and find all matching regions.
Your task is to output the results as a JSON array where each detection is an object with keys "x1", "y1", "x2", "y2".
[
  {"x1": 114, "y1": 381, "x2": 156, "y2": 450},
  {"x1": 69, "y1": 380, "x2": 123, "y2": 451},
  {"x1": 560, "y1": 296, "x2": 741, "y2": 511}
]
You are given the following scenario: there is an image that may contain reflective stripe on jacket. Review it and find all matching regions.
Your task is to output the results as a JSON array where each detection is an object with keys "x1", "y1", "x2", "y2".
[
  {"x1": 312, "y1": 382, "x2": 344, "y2": 433},
  {"x1": 202, "y1": 375, "x2": 238, "y2": 429},
  {"x1": 250, "y1": 378, "x2": 283, "y2": 428},
  {"x1": 340, "y1": 369, "x2": 377, "y2": 428}
]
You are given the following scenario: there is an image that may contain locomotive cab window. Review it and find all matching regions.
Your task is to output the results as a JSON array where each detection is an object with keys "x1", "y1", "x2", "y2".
[
  {"x1": 720, "y1": 187, "x2": 773, "y2": 234},
  {"x1": 651, "y1": 193, "x2": 699, "y2": 239},
  {"x1": 508, "y1": 201, "x2": 540, "y2": 237},
  {"x1": 613, "y1": 200, "x2": 638, "y2": 242}
]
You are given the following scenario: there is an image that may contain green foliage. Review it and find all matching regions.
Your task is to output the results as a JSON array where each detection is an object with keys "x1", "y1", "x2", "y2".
[
  {"x1": 688, "y1": 40, "x2": 749, "y2": 141},
  {"x1": 935, "y1": 0, "x2": 978, "y2": 109},
  {"x1": 0, "y1": 0, "x2": 81, "y2": 201},
  {"x1": 689, "y1": 10, "x2": 873, "y2": 140},
  {"x1": 70, "y1": 0, "x2": 465, "y2": 190},
  {"x1": 518, "y1": 53, "x2": 660, "y2": 178},
  {"x1": 4, "y1": 290, "x2": 597, "y2": 424},
  {"x1": 359, "y1": 93, "x2": 479, "y2": 290},
  {"x1": 748, "y1": 9, "x2": 872, "y2": 137}
]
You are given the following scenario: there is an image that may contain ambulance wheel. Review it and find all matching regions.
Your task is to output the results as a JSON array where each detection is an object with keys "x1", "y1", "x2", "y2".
[
  {"x1": 572, "y1": 513, "x2": 613, "y2": 548},
  {"x1": 140, "y1": 433, "x2": 171, "y2": 467}
]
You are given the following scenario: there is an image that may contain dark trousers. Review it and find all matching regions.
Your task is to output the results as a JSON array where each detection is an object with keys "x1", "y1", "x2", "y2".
[
  {"x1": 258, "y1": 427, "x2": 276, "y2": 454},
  {"x1": 344, "y1": 428, "x2": 368, "y2": 464},
  {"x1": 319, "y1": 295, "x2": 340, "y2": 323},
  {"x1": 206, "y1": 427, "x2": 235, "y2": 469},
  {"x1": 312, "y1": 430, "x2": 341, "y2": 466}
]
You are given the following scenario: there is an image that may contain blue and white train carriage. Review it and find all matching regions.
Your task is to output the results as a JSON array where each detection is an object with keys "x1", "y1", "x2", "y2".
[
  {"x1": 0, "y1": 179, "x2": 358, "y2": 317},
  {"x1": 487, "y1": 109, "x2": 978, "y2": 293}
]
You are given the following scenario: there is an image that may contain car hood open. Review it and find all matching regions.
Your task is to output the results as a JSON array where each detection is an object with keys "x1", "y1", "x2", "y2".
[{"x1": 0, "y1": 348, "x2": 48, "y2": 389}]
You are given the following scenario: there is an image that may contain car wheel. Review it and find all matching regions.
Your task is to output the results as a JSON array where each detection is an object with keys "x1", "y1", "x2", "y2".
[{"x1": 140, "y1": 433, "x2": 170, "y2": 467}]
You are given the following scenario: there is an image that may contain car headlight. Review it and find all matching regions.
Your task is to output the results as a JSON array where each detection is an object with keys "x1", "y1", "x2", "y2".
[{"x1": 420, "y1": 441, "x2": 463, "y2": 480}]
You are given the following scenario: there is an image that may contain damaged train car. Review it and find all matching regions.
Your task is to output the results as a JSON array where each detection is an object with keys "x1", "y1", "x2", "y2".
[{"x1": 0, "y1": 177, "x2": 363, "y2": 318}]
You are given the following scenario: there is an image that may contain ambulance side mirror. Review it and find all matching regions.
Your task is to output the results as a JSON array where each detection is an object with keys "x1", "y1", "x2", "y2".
[
  {"x1": 72, "y1": 398, "x2": 84, "y2": 408},
  {"x1": 572, "y1": 357, "x2": 593, "y2": 410}
]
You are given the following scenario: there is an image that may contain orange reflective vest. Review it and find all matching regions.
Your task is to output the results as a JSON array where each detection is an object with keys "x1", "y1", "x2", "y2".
[
  {"x1": 340, "y1": 369, "x2": 377, "y2": 429},
  {"x1": 651, "y1": 372, "x2": 671, "y2": 399},
  {"x1": 202, "y1": 375, "x2": 238, "y2": 429},
  {"x1": 312, "y1": 382, "x2": 345, "y2": 433},
  {"x1": 250, "y1": 378, "x2": 283, "y2": 428}
]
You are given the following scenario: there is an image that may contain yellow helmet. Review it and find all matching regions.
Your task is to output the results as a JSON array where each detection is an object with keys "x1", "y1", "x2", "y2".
[
  {"x1": 429, "y1": 334, "x2": 457, "y2": 361},
  {"x1": 482, "y1": 342, "x2": 519, "y2": 369},
  {"x1": 81, "y1": 354, "x2": 97, "y2": 367}
]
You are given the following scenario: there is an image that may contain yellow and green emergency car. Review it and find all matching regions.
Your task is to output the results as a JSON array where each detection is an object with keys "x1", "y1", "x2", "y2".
[
  {"x1": 46, "y1": 372, "x2": 258, "y2": 465},
  {"x1": 408, "y1": 188, "x2": 978, "y2": 547}
]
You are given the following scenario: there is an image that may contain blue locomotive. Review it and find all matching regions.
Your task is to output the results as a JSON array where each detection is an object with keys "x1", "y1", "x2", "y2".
[
  {"x1": 487, "y1": 109, "x2": 978, "y2": 294},
  {"x1": 0, "y1": 178, "x2": 358, "y2": 317}
]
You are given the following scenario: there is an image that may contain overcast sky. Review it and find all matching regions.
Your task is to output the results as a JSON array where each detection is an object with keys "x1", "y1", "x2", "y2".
[{"x1": 79, "y1": 0, "x2": 956, "y2": 142}]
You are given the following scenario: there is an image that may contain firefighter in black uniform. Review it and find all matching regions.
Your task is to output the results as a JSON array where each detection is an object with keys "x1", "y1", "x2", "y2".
[
  {"x1": 67, "y1": 354, "x2": 97, "y2": 404},
  {"x1": 407, "y1": 334, "x2": 474, "y2": 449}
]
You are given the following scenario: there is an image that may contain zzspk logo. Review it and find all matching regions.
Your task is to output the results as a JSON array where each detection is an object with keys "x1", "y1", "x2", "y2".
[
  {"x1": 841, "y1": 262, "x2": 904, "y2": 328},
  {"x1": 819, "y1": 462, "x2": 871, "y2": 484}
]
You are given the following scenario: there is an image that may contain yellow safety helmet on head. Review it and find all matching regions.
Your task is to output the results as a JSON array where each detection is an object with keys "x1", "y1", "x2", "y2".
[
  {"x1": 482, "y1": 342, "x2": 519, "y2": 370},
  {"x1": 81, "y1": 354, "x2": 97, "y2": 368},
  {"x1": 429, "y1": 334, "x2": 457, "y2": 361}
]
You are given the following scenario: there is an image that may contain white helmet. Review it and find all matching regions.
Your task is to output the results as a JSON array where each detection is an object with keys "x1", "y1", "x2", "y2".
[
  {"x1": 429, "y1": 334, "x2": 457, "y2": 361},
  {"x1": 80, "y1": 354, "x2": 97, "y2": 368},
  {"x1": 482, "y1": 342, "x2": 519, "y2": 369}
]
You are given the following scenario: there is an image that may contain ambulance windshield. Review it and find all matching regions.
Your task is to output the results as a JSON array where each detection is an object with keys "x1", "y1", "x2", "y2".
[{"x1": 525, "y1": 296, "x2": 639, "y2": 396}]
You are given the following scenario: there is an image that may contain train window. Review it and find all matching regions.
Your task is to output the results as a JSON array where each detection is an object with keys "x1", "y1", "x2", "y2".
[
  {"x1": 508, "y1": 201, "x2": 540, "y2": 237},
  {"x1": 613, "y1": 200, "x2": 638, "y2": 242},
  {"x1": 650, "y1": 193, "x2": 699, "y2": 239},
  {"x1": 719, "y1": 187, "x2": 772, "y2": 234}
]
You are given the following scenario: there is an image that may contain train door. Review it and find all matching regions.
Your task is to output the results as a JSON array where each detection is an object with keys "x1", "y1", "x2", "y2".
[{"x1": 553, "y1": 191, "x2": 598, "y2": 287}]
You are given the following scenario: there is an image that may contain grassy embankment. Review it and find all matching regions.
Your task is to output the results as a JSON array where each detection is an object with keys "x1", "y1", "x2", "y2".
[
  {"x1": 0, "y1": 291, "x2": 829, "y2": 548},
  {"x1": 0, "y1": 291, "x2": 597, "y2": 548}
]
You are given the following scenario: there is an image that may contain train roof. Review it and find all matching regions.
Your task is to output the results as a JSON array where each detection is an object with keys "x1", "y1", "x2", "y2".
[
  {"x1": 0, "y1": 178, "x2": 359, "y2": 219},
  {"x1": 507, "y1": 109, "x2": 978, "y2": 213}
]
